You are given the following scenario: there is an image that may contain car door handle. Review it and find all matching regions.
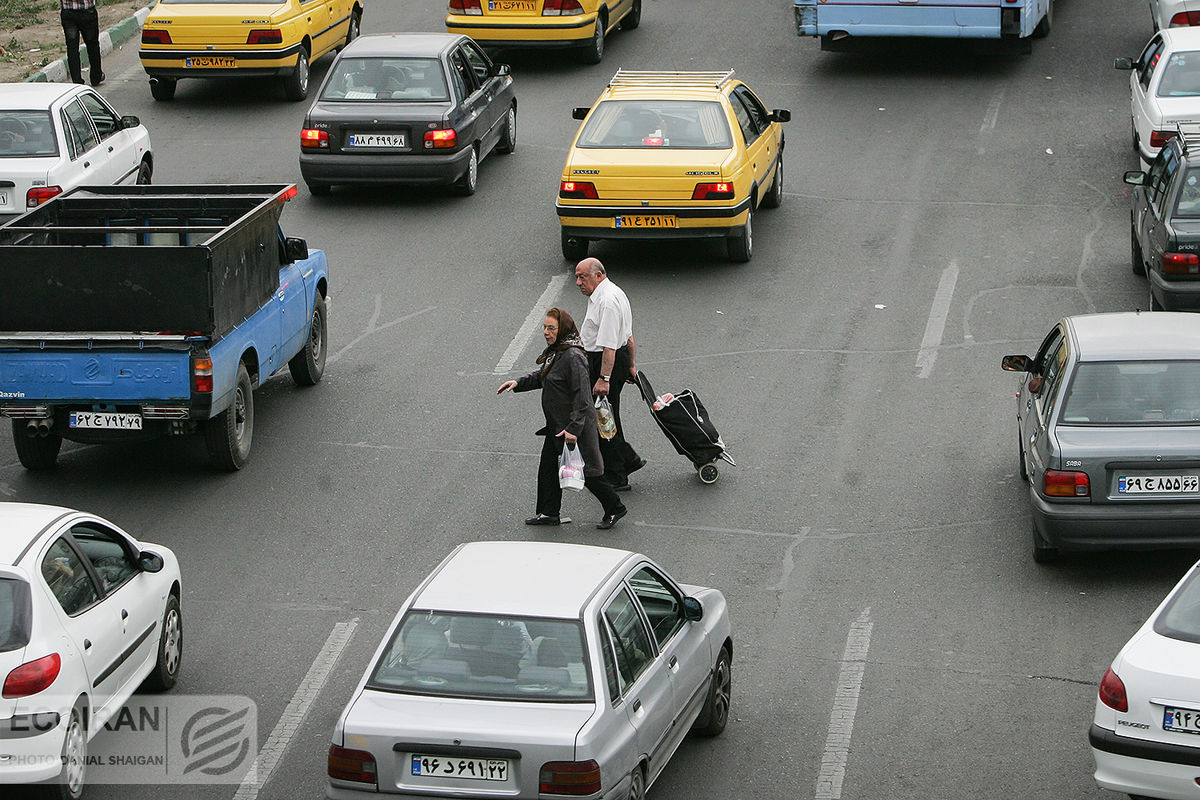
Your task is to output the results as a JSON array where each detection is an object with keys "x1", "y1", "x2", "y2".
[
  {"x1": 121, "y1": 609, "x2": 129, "y2": 620},
  {"x1": 84, "y1": 161, "x2": 90, "y2": 168},
  {"x1": 107, "y1": 146, "x2": 114, "y2": 152},
  {"x1": 668, "y1": 655, "x2": 678, "y2": 669},
  {"x1": 631, "y1": 699, "x2": 642, "y2": 712},
  {"x1": 83, "y1": 639, "x2": 92, "y2": 650}
]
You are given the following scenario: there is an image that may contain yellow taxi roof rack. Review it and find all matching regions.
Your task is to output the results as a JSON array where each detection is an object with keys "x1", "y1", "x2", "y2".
[
  {"x1": 1177, "y1": 122, "x2": 1200, "y2": 155},
  {"x1": 607, "y1": 69, "x2": 736, "y2": 90}
]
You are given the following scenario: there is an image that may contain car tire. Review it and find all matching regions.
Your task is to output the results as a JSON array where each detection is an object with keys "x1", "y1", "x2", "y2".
[
  {"x1": 580, "y1": 14, "x2": 605, "y2": 64},
  {"x1": 288, "y1": 295, "x2": 327, "y2": 386},
  {"x1": 626, "y1": 764, "x2": 647, "y2": 800},
  {"x1": 205, "y1": 362, "x2": 253, "y2": 470},
  {"x1": 727, "y1": 207, "x2": 752, "y2": 262},
  {"x1": 149, "y1": 78, "x2": 176, "y2": 101},
  {"x1": 562, "y1": 229, "x2": 588, "y2": 262},
  {"x1": 43, "y1": 700, "x2": 87, "y2": 800},
  {"x1": 1150, "y1": 284, "x2": 1165, "y2": 311},
  {"x1": 1018, "y1": 433, "x2": 1028, "y2": 481},
  {"x1": 453, "y1": 146, "x2": 479, "y2": 196},
  {"x1": 343, "y1": 10, "x2": 361, "y2": 48},
  {"x1": 306, "y1": 181, "x2": 331, "y2": 196},
  {"x1": 496, "y1": 105, "x2": 517, "y2": 155},
  {"x1": 1130, "y1": 223, "x2": 1146, "y2": 276},
  {"x1": 12, "y1": 420, "x2": 61, "y2": 471},
  {"x1": 691, "y1": 646, "x2": 731, "y2": 736},
  {"x1": 762, "y1": 156, "x2": 783, "y2": 209},
  {"x1": 283, "y1": 48, "x2": 310, "y2": 101},
  {"x1": 1031, "y1": 520, "x2": 1059, "y2": 564},
  {"x1": 143, "y1": 594, "x2": 182, "y2": 692},
  {"x1": 135, "y1": 159, "x2": 152, "y2": 185},
  {"x1": 1033, "y1": 0, "x2": 1052, "y2": 38},
  {"x1": 621, "y1": 0, "x2": 641, "y2": 30}
]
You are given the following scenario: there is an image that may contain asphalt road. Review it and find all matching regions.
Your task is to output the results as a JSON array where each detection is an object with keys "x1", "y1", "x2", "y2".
[{"x1": 3, "y1": 0, "x2": 1195, "y2": 798}]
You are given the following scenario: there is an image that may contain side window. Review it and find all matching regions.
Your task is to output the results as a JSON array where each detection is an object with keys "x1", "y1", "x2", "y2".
[
  {"x1": 1153, "y1": 148, "x2": 1180, "y2": 210},
  {"x1": 1139, "y1": 38, "x2": 1165, "y2": 90},
  {"x1": 61, "y1": 99, "x2": 99, "y2": 157},
  {"x1": 602, "y1": 588, "x2": 655, "y2": 690},
  {"x1": 70, "y1": 523, "x2": 139, "y2": 593},
  {"x1": 727, "y1": 94, "x2": 756, "y2": 146},
  {"x1": 733, "y1": 87, "x2": 768, "y2": 136},
  {"x1": 1147, "y1": 150, "x2": 1170, "y2": 199},
  {"x1": 597, "y1": 620, "x2": 622, "y2": 702},
  {"x1": 450, "y1": 52, "x2": 477, "y2": 99},
  {"x1": 627, "y1": 566, "x2": 685, "y2": 646},
  {"x1": 77, "y1": 92, "x2": 120, "y2": 142},
  {"x1": 1038, "y1": 341, "x2": 1069, "y2": 422},
  {"x1": 40, "y1": 538, "x2": 99, "y2": 616},
  {"x1": 1033, "y1": 327, "x2": 1064, "y2": 376},
  {"x1": 459, "y1": 42, "x2": 491, "y2": 85}
]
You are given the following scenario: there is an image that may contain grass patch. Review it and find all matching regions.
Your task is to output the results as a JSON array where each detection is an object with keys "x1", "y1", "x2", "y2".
[{"x1": 0, "y1": 1, "x2": 58, "y2": 30}]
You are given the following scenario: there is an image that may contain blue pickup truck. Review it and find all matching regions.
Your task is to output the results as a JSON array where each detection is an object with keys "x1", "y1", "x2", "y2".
[{"x1": 0, "y1": 184, "x2": 329, "y2": 470}]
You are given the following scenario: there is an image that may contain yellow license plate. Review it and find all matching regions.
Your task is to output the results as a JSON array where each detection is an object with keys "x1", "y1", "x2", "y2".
[
  {"x1": 185, "y1": 56, "x2": 236, "y2": 68},
  {"x1": 488, "y1": 0, "x2": 535, "y2": 11},
  {"x1": 615, "y1": 215, "x2": 677, "y2": 229}
]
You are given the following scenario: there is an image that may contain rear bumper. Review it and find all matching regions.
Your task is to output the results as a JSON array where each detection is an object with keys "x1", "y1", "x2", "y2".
[
  {"x1": 1091, "y1": 724, "x2": 1200, "y2": 800},
  {"x1": 558, "y1": 199, "x2": 750, "y2": 239},
  {"x1": 446, "y1": 13, "x2": 597, "y2": 46},
  {"x1": 561, "y1": 223, "x2": 741, "y2": 241},
  {"x1": 299, "y1": 148, "x2": 473, "y2": 187},
  {"x1": 140, "y1": 45, "x2": 302, "y2": 79},
  {"x1": 0, "y1": 713, "x2": 66, "y2": 784},
  {"x1": 1150, "y1": 272, "x2": 1200, "y2": 311},
  {"x1": 1031, "y1": 488, "x2": 1200, "y2": 550},
  {"x1": 793, "y1": 3, "x2": 1002, "y2": 38}
]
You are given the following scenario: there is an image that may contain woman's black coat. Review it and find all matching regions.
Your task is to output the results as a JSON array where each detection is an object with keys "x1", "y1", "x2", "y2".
[{"x1": 514, "y1": 346, "x2": 604, "y2": 478}]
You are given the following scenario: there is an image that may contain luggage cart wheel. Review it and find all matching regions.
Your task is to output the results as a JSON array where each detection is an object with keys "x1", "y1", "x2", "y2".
[{"x1": 698, "y1": 462, "x2": 720, "y2": 484}]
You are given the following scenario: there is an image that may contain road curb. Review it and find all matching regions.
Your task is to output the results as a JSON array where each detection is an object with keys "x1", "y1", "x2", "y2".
[{"x1": 25, "y1": 5, "x2": 153, "y2": 83}]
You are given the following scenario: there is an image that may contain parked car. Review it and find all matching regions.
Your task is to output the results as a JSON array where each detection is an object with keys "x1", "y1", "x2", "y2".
[
  {"x1": 326, "y1": 541, "x2": 731, "y2": 800},
  {"x1": 1116, "y1": 27, "x2": 1200, "y2": 164},
  {"x1": 557, "y1": 70, "x2": 788, "y2": 264},
  {"x1": 445, "y1": 0, "x2": 640, "y2": 65},
  {"x1": 0, "y1": 502, "x2": 181, "y2": 800},
  {"x1": 299, "y1": 33, "x2": 515, "y2": 196},
  {"x1": 1002, "y1": 312, "x2": 1200, "y2": 562},
  {"x1": 0, "y1": 83, "x2": 152, "y2": 222},
  {"x1": 1151, "y1": 0, "x2": 1200, "y2": 29},
  {"x1": 1091, "y1": 555, "x2": 1200, "y2": 799}
]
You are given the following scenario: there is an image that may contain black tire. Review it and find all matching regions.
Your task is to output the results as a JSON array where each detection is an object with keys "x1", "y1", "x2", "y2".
[
  {"x1": 343, "y1": 10, "x2": 361, "y2": 48},
  {"x1": 626, "y1": 764, "x2": 647, "y2": 800},
  {"x1": 205, "y1": 362, "x2": 253, "y2": 470},
  {"x1": 149, "y1": 78, "x2": 176, "y2": 101},
  {"x1": 1132, "y1": 121, "x2": 1139, "y2": 153},
  {"x1": 12, "y1": 420, "x2": 61, "y2": 471},
  {"x1": 762, "y1": 156, "x2": 783, "y2": 209},
  {"x1": 562, "y1": 229, "x2": 588, "y2": 262},
  {"x1": 1131, "y1": 223, "x2": 1146, "y2": 276},
  {"x1": 1018, "y1": 434, "x2": 1028, "y2": 481},
  {"x1": 580, "y1": 14, "x2": 605, "y2": 64},
  {"x1": 692, "y1": 646, "x2": 731, "y2": 736},
  {"x1": 726, "y1": 207, "x2": 752, "y2": 262},
  {"x1": 698, "y1": 463, "x2": 719, "y2": 484},
  {"x1": 43, "y1": 701, "x2": 87, "y2": 800},
  {"x1": 288, "y1": 295, "x2": 327, "y2": 386},
  {"x1": 496, "y1": 105, "x2": 516, "y2": 155},
  {"x1": 1032, "y1": 521, "x2": 1059, "y2": 564},
  {"x1": 1033, "y1": 0, "x2": 1052, "y2": 38},
  {"x1": 621, "y1": 0, "x2": 641, "y2": 29},
  {"x1": 306, "y1": 181, "x2": 331, "y2": 196},
  {"x1": 453, "y1": 146, "x2": 479, "y2": 196},
  {"x1": 143, "y1": 594, "x2": 182, "y2": 692},
  {"x1": 283, "y1": 47, "x2": 310, "y2": 101},
  {"x1": 1150, "y1": 284, "x2": 1165, "y2": 311}
]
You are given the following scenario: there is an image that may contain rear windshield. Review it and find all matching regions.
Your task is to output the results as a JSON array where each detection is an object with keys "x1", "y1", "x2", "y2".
[
  {"x1": 0, "y1": 578, "x2": 33, "y2": 653},
  {"x1": 321, "y1": 58, "x2": 449, "y2": 102},
  {"x1": 1155, "y1": 565, "x2": 1200, "y2": 643},
  {"x1": 1059, "y1": 360, "x2": 1200, "y2": 425},
  {"x1": 577, "y1": 100, "x2": 732, "y2": 149},
  {"x1": 1175, "y1": 169, "x2": 1200, "y2": 217},
  {"x1": 367, "y1": 611, "x2": 593, "y2": 702},
  {"x1": 0, "y1": 111, "x2": 58, "y2": 158},
  {"x1": 1157, "y1": 50, "x2": 1200, "y2": 98}
]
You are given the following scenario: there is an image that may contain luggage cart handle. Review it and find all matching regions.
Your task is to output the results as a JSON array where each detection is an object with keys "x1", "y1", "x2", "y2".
[{"x1": 635, "y1": 370, "x2": 657, "y2": 405}]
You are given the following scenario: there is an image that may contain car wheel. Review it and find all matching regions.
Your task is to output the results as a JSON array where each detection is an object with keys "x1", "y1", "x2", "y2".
[
  {"x1": 306, "y1": 181, "x2": 331, "y2": 196},
  {"x1": 344, "y1": 10, "x2": 361, "y2": 48},
  {"x1": 1031, "y1": 520, "x2": 1059, "y2": 564},
  {"x1": 1150, "y1": 283, "x2": 1165, "y2": 311},
  {"x1": 1132, "y1": 120, "x2": 1139, "y2": 153},
  {"x1": 143, "y1": 594, "x2": 182, "y2": 691},
  {"x1": 288, "y1": 295, "x2": 327, "y2": 386},
  {"x1": 205, "y1": 362, "x2": 253, "y2": 470},
  {"x1": 43, "y1": 701, "x2": 87, "y2": 800},
  {"x1": 149, "y1": 78, "x2": 176, "y2": 101},
  {"x1": 135, "y1": 159, "x2": 152, "y2": 185},
  {"x1": 726, "y1": 207, "x2": 752, "y2": 262},
  {"x1": 762, "y1": 155, "x2": 783, "y2": 209},
  {"x1": 621, "y1": 0, "x2": 641, "y2": 30},
  {"x1": 1033, "y1": 0, "x2": 1052, "y2": 38},
  {"x1": 1130, "y1": 222, "x2": 1146, "y2": 276},
  {"x1": 691, "y1": 646, "x2": 731, "y2": 736},
  {"x1": 453, "y1": 147, "x2": 479, "y2": 196},
  {"x1": 283, "y1": 48, "x2": 310, "y2": 101},
  {"x1": 562, "y1": 229, "x2": 588, "y2": 262},
  {"x1": 626, "y1": 764, "x2": 647, "y2": 800},
  {"x1": 496, "y1": 105, "x2": 516, "y2": 155},
  {"x1": 12, "y1": 420, "x2": 61, "y2": 471},
  {"x1": 580, "y1": 14, "x2": 605, "y2": 64}
]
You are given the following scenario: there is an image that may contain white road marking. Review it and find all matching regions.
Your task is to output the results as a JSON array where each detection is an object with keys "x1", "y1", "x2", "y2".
[
  {"x1": 815, "y1": 608, "x2": 874, "y2": 800},
  {"x1": 977, "y1": 87, "x2": 1006, "y2": 155},
  {"x1": 915, "y1": 262, "x2": 959, "y2": 379},
  {"x1": 494, "y1": 274, "x2": 569, "y2": 375},
  {"x1": 233, "y1": 619, "x2": 358, "y2": 800},
  {"x1": 326, "y1": 298, "x2": 435, "y2": 366}
]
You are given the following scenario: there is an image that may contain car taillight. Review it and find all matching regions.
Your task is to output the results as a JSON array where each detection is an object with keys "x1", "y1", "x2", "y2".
[
  {"x1": 692, "y1": 182, "x2": 735, "y2": 200},
  {"x1": 1150, "y1": 130, "x2": 1178, "y2": 149},
  {"x1": 247, "y1": 29, "x2": 283, "y2": 45},
  {"x1": 3, "y1": 653, "x2": 61, "y2": 699},
  {"x1": 424, "y1": 129, "x2": 457, "y2": 149},
  {"x1": 141, "y1": 29, "x2": 172, "y2": 44},
  {"x1": 1170, "y1": 11, "x2": 1200, "y2": 26},
  {"x1": 193, "y1": 357, "x2": 213, "y2": 394},
  {"x1": 301, "y1": 128, "x2": 330, "y2": 150},
  {"x1": 539, "y1": 760, "x2": 601, "y2": 795},
  {"x1": 543, "y1": 0, "x2": 585, "y2": 15},
  {"x1": 26, "y1": 186, "x2": 61, "y2": 208},
  {"x1": 1044, "y1": 469, "x2": 1089, "y2": 497},
  {"x1": 449, "y1": 0, "x2": 483, "y2": 14},
  {"x1": 1099, "y1": 667, "x2": 1128, "y2": 712},
  {"x1": 328, "y1": 745, "x2": 377, "y2": 784},
  {"x1": 560, "y1": 180, "x2": 598, "y2": 199},
  {"x1": 1162, "y1": 252, "x2": 1200, "y2": 275}
]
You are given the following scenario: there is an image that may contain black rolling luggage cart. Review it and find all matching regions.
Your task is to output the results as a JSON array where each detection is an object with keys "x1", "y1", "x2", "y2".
[{"x1": 634, "y1": 371, "x2": 735, "y2": 484}]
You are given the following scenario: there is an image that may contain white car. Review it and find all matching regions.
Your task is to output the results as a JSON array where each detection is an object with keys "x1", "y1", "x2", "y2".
[
  {"x1": 1091, "y1": 557, "x2": 1200, "y2": 800},
  {"x1": 1151, "y1": 0, "x2": 1200, "y2": 29},
  {"x1": 0, "y1": 503, "x2": 181, "y2": 800},
  {"x1": 0, "y1": 83, "x2": 152, "y2": 222},
  {"x1": 327, "y1": 541, "x2": 732, "y2": 800},
  {"x1": 1116, "y1": 28, "x2": 1200, "y2": 164}
]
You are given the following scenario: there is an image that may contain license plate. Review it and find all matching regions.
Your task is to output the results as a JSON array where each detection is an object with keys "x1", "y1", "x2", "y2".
[
  {"x1": 1117, "y1": 474, "x2": 1200, "y2": 494},
  {"x1": 1164, "y1": 705, "x2": 1200, "y2": 735},
  {"x1": 488, "y1": 0, "x2": 535, "y2": 11},
  {"x1": 185, "y1": 56, "x2": 236, "y2": 68},
  {"x1": 0, "y1": 191, "x2": 7, "y2": 207},
  {"x1": 69, "y1": 412, "x2": 143, "y2": 430},
  {"x1": 347, "y1": 133, "x2": 407, "y2": 148},
  {"x1": 615, "y1": 215, "x2": 677, "y2": 228},
  {"x1": 411, "y1": 754, "x2": 508, "y2": 781}
]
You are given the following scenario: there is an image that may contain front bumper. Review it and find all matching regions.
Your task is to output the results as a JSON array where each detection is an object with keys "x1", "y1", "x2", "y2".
[
  {"x1": 1030, "y1": 487, "x2": 1200, "y2": 551},
  {"x1": 446, "y1": 13, "x2": 597, "y2": 47},
  {"x1": 1091, "y1": 724, "x2": 1200, "y2": 800},
  {"x1": 1150, "y1": 271, "x2": 1200, "y2": 312},
  {"x1": 0, "y1": 712, "x2": 66, "y2": 784},
  {"x1": 299, "y1": 148, "x2": 474, "y2": 187}
]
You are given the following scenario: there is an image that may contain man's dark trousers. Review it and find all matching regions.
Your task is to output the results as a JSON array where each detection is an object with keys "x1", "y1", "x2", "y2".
[
  {"x1": 62, "y1": 6, "x2": 102, "y2": 86},
  {"x1": 587, "y1": 347, "x2": 641, "y2": 484}
]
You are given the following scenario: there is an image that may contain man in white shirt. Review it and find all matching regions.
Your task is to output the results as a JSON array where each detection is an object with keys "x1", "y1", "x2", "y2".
[{"x1": 575, "y1": 258, "x2": 646, "y2": 489}]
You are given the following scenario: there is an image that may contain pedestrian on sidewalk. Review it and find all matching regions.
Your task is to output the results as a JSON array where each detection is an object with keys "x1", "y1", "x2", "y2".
[
  {"x1": 60, "y1": 0, "x2": 103, "y2": 87},
  {"x1": 574, "y1": 258, "x2": 645, "y2": 491},
  {"x1": 497, "y1": 307, "x2": 627, "y2": 530}
]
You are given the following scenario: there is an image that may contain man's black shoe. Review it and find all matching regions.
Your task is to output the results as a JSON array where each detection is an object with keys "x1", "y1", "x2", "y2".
[{"x1": 91, "y1": 72, "x2": 105, "y2": 87}]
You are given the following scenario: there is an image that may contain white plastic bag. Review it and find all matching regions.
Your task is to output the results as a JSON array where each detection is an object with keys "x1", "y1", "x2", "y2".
[
  {"x1": 595, "y1": 397, "x2": 617, "y2": 440},
  {"x1": 559, "y1": 443, "x2": 586, "y2": 492}
]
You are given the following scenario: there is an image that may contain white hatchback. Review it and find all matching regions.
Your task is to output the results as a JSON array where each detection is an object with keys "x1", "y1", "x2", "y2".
[
  {"x1": 1091, "y1": 557, "x2": 1200, "y2": 800},
  {"x1": 0, "y1": 83, "x2": 152, "y2": 221},
  {"x1": 1151, "y1": 0, "x2": 1200, "y2": 30},
  {"x1": 1116, "y1": 28, "x2": 1200, "y2": 164},
  {"x1": 0, "y1": 503, "x2": 181, "y2": 800}
]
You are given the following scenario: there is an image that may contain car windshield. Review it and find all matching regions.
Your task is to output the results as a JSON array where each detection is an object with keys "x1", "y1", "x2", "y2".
[
  {"x1": 321, "y1": 58, "x2": 449, "y2": 102},
  {"x1": 1059, "y1": 360, "x2": 1200, "y2": 425},
  {"x1": 576, "y1": 100, "x2": 732, "y2": 149},
  {"x1": 0, "y1": 111, "x2": 58, "y2": 158},
  {"x1": 0, "y1": 578, "x2": 33, "y2": 653},
  {"x1": 1155, "y1": 565, "x2": 1200, "y2": 643},
  {"x1": 1157, "y1": 50, "x2": 1200, "y2": 97},
  {"x1": 367, "y1": 611, "x2": 593, "y2": 702}
]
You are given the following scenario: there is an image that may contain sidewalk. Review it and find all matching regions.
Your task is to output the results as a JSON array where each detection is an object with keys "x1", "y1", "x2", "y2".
[{"x1": 25, "y1": 5, "x2": 152, "y2": 83}]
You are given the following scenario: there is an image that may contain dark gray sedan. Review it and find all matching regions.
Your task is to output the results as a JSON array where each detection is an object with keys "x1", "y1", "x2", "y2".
[
  {"x1": 1002, "y1": 312, "x2": 1200, "y2": 562},
  {"x1": 298, "y1": 33, "x2": 515, "y2": 196}
]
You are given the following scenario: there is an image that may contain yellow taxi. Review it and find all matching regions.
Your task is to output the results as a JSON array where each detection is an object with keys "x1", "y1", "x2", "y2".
[
  {"x1": 139, "y1": 0, "x2": 364, "y2": 101},
  {"x1": 557, "y1": 70, "x2": 789, "y2": 263},
  {"x1": 446, "y1": 0, "x2": 639, "y2": 64}
]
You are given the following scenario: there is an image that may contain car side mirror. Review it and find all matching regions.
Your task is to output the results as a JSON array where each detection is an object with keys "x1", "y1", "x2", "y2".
[
  {"x1": 1124, "y1": 170, "x2": 1148, "y2": 186},
  {"x1": 771, "y1": 109, "x2": 791, "y2": 123},
  {"x1": 683, "y1": 597, "x2": 703, "y2": 622},
  {"x1": 1114, "y1": 57, "x2": 1134, "y2": 70},
  {"x1": 284, "y1": 237, "x2": 308, "y2": 262},
  {"x1": 138, "y1": 551, "x2": 164, "y2": 573},
  {"x1": 1001, "y1": 354, "x2": 1034, "y2": 373},
  {"x1": 120, "y1": 115, "x2": 141, "y2": 129},
  {"x1": 491, "y1": 63, "x2": 510, "y2": 77},
  {"x1": 572, "y1": 107, "x2": 589, "y2": 120}
]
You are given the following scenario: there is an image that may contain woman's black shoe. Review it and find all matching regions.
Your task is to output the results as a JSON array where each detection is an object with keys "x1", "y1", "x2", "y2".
[
  {"x1": 525, "y1": 515, "x2": 561, "y2": 526},
  {"x1": 596, "y1": 507, "x2": 627, "y2": 530}
]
